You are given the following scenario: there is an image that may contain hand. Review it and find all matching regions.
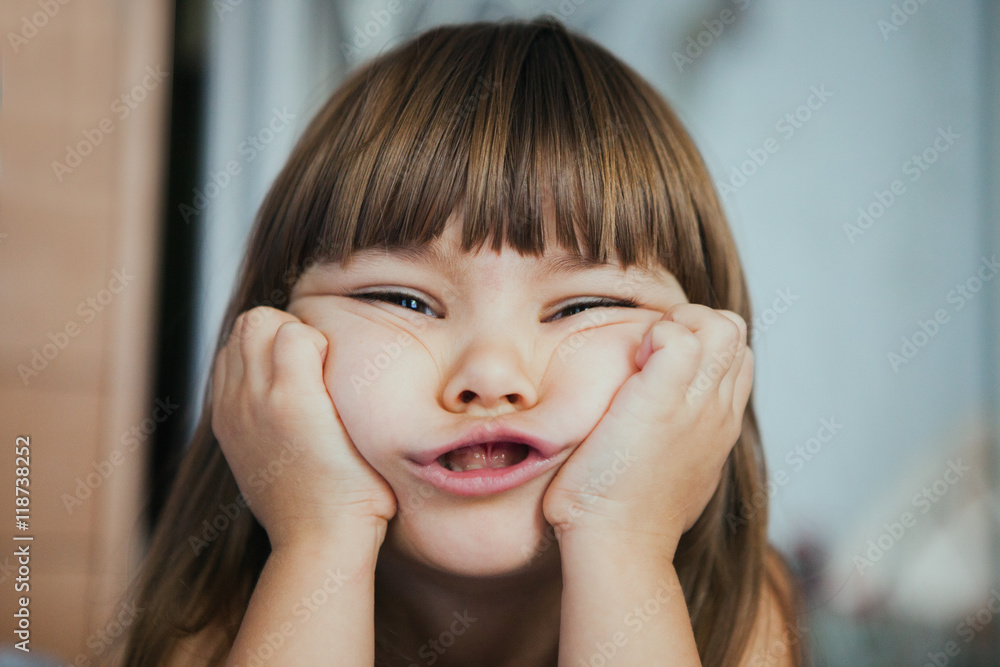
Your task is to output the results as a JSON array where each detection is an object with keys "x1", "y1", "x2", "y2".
[
  {"x1": 541, "y1": 304, "x2": 753, "y2": 557},
  {"x1": 211, "y1": 306, "x2": 397, "y2": 550}
]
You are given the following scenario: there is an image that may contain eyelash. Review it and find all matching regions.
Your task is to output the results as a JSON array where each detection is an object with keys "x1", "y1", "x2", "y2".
[
  {"x1": 548, "y1": 296, "x2": 640, "y2": 321},
  {"x1": 351, "y1": 290, "x2": 640, "y2": 321}
]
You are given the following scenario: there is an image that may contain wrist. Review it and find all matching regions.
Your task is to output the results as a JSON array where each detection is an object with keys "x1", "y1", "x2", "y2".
[
  {"x1": 269, "y1": 514, "x2": 389, "y2": 557},
  {"x1": 555, "y1": 522, "x2": 681, "y2": 565}
]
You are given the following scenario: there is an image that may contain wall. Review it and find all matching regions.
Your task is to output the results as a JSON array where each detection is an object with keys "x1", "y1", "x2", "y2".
[{"x1": 0, "y1": 0, "x2": 172, "y2": 661}]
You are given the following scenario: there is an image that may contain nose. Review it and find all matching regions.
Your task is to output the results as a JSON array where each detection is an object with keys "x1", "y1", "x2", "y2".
[{"x1": 441, "y1": 341, "x2": 538, "y2": 415}]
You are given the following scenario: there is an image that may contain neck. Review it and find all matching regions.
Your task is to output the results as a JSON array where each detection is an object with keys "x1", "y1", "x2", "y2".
[{"x1": 373, "y1": 545, "x2": 563, "y2": 667}]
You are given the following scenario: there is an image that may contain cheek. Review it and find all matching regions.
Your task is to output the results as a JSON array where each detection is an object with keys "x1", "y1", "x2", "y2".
[
  {"x1": 321, "y1": 323, "x2": 434, "y2": 455},
  {"x1": 289, "y1": 299, "x2": 430, "y2": 407},
  {"x1": 323, "y1": 326, "x2": 432, "y2": 395},
  {"x1": 541, "y1": 320, "x2": 650, "y2": 418}
]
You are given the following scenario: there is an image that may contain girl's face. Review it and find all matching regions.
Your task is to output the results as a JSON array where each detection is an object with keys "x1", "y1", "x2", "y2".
[{"x1": 287, "y1": 212, "x2": 689, "y2": 577}]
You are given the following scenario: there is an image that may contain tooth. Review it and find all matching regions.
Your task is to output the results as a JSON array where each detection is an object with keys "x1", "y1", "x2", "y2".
[
  {"x1": 441, "y1": 444, "x2": 487, "y2": 472},
  {"x1": 438, "y1": 442, "x2": 529, "y2": 472}
]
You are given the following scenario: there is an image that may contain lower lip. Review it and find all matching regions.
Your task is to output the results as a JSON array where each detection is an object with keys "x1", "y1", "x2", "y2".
[{"x1": 406, "y1": 449, "x2": 559, "y2": 497}]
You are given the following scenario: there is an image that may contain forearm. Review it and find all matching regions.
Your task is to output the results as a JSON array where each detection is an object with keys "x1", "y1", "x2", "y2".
[
  {"x1": 557, "y1": 530, "x2": 701, "y2": 666},
  {"x1": 226, "y1": 519, "x2": 386, "y2": 666}
]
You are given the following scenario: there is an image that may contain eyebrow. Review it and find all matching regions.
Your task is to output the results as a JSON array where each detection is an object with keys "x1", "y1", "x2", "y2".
[{"x1": 344, "y1": 243, "x2": 661, "y2": 280}]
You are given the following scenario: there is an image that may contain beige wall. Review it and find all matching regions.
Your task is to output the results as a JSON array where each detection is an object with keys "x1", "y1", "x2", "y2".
[{"x1": 1, "y1": 0, "x2": 172, "y2": 661}]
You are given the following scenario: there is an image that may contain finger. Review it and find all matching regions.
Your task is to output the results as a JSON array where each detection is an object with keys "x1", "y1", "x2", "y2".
[
  {"x1": 714, "y1": 310, "x2": 748, "y2": 406},
  {"x1": 732, "y1": 346, "x2": 754, "y2": 422},
  {"x1": 211, "y1": 346, "x2": 228, "y2": 407},
  {"x1": 210, "y1": 347, "x2": 229, "y2": 440},
  {"x1": 236, "y1": 307, "x2": 281, "y2": 394},
  {"x1": 225, "y1": 313, "x2": 248, "y2": 395},
  {"x1": 237, "y1": 306, "x2": 304, "y2": 394},
  {"x1": 661, "y1": 304, "x2": 741, "y2": 396},
  {"x1": 270, "y1": 321, "x2": 330, "y2": 397},
  {"x1": 630, "y1": 318, "x2": 702, "y2": 408}
]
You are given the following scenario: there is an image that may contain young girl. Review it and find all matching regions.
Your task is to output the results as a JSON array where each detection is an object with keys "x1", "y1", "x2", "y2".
[{"x1": 113, "y1": 16, "x2": 805, "y2": 667}]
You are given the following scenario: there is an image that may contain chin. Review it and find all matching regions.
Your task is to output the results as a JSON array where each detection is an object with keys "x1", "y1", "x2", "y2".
[{"x1": 384, "y1": 491, "x2": 560, "y2": 578}]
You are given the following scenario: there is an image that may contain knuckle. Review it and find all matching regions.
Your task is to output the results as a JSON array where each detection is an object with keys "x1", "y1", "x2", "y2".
[
  {"x1": 272, "y1": 321, "x2": 309, "y2": 352},
  {"x1": 238, "y1": 310, "x2": 257, "y2": 341},
  {"x1": 275, "y1": 320, "x2": 307, "y2": 340},
  {"x1": 230, "y1": 313, "x2": 247, "y2": 340},
  {"x1": 669, "y1": 327, "x2": 701, "y2": 355},
  {"x1": 248, "y1": 304, "x2": 278, "y2": 317},
  {"x1": 716, "y1": 312, "x2": 743, "y2": 343},
  {"x1": 277, "y1": 320, "x2": 325, "y2": 351},
  {"x1": 725, "y1": 311, "x2": 747, "y2": 340},
  {"x1": 653, "y1": 320, "x2": 695, "y2": 345},
  {"x1": 237, "y1": 305, "x2": 283, "y2": 339},
  {"x1": 647, "y1": 321, "x2": 670, "y2": 347}
]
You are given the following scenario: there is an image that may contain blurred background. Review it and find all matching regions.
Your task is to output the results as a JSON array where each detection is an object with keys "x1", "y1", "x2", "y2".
[{"x1": 2, "y1": 0, "x2": 998, "y2": 664}]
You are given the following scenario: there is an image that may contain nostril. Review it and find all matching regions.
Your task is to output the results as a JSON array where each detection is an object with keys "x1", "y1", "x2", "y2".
[{"x1": 458, "y1": 391, "x2": 522, "y2": 405}]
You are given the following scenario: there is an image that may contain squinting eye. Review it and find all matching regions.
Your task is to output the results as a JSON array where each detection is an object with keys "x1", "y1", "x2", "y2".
[
  {"x1": 352, "y1": 290, "x2": 440, "y2": 318},
  {"x1": 351, "y1": 291, "x2": 640, "y2": 321},
  {"x1": 548, "y1": 297, "x2": 640, "y2": 322}
]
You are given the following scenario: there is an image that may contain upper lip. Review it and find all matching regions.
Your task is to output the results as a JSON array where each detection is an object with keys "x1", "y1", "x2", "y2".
[{"x1": 409, "y1": 424, "x2": 562, "y2": 467}]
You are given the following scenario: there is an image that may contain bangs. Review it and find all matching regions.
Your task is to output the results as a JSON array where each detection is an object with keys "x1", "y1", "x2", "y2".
[{"x1": 264, "y1": 17, "x2": 716, "y2": 298}]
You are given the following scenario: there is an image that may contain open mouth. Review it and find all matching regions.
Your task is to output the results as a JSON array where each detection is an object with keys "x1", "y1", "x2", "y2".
[
  {"x1": 410, "y1": 438, "x2": 560, "y2": 497},
  {"x1": 437, "y1": 442, "x2": 532, "y2": 472},
  {"x1": 406, "y1": 427, "x2": 564, "y2": 496}
]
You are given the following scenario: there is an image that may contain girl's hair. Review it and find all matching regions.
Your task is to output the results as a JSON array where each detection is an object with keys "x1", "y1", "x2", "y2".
[{"x1": 112, "y1": 16, "x2": 805, "y2": 667}]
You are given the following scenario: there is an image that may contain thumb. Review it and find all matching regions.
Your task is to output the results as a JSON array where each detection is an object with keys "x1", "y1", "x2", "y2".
[{"x1": 270, "y1": 321, "x2": 330, "y2": 394}]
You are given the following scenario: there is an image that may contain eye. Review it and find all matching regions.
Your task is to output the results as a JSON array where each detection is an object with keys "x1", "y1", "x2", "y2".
[
  {"x1": 351, "y1": 290, "x2": 440, "y2": 318},
  {"x1": 547, "y1": 296, "x2": 640, "y2": 322}
]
